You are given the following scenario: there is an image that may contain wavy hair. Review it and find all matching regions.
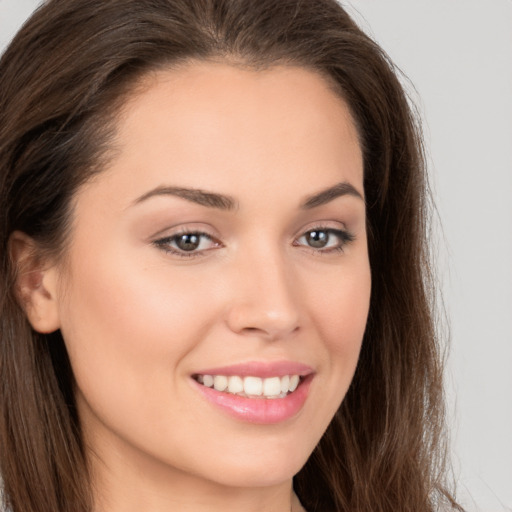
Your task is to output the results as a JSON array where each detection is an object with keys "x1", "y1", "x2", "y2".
[{"x1": 0, "y1": 1, "x2": 462, "y2": 510}]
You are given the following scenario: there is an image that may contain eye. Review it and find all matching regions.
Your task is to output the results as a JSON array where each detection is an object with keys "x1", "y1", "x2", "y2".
[
  {"x1": 295, "y1": 228, "x2": 354, "y2": 252},
  {"x1": 154, "y1": 231, "x2": 220, "y2": 256}
]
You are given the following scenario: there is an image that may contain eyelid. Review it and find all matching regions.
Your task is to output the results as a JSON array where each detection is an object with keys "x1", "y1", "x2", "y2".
[
  {"x1": 150, "y1": 221, "x2": 356, "y2": 259},
  {"x1": 152, "y1": 226, "x2": 223, "y2": 258},
  {"x1": 149, "y1": 221, "x2": 221, "y2": 241},
  {"x1": 292, "y1": 220, "x2": 350, "y2": 242},
  {"x1": 293, "y1": 224, "x2": 356, "y2": 253}
]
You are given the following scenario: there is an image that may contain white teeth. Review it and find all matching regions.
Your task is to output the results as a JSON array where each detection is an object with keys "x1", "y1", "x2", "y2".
[
  {"x1": 202, "y1": 375, "x2": 214, "y2": 387},
  {"x1": 280, "y1": 375, "x2": 290, "y2": 394},
  {"x1": 263, "y1": 377, "x2": 281, "y2": 397},
  {"x1": 244, "y1": 376, "x2": 263, "y2": 396},
  {"x1": 196, "y1": 374, "x2": 303, "y2": 398},
  {"x1": 227, "y1": 375, "x2": 244, "y2": 394},
  {"x1": 289, "y1": 375, "x2": 300, "y2": 392},
  {"x1": 213, "y1": 375, "x2": 228, "y2": 392}
]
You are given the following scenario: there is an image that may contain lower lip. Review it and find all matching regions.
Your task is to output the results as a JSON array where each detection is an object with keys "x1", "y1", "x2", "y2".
[{"x1": 193, "y1": 376, "x2": 313, "y2": 424}]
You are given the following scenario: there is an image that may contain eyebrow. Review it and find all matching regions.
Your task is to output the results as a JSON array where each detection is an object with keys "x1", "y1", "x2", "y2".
[
  {"x1": 132, "y1": 186, "x2": 237, "y2": 210},
  {"x1": 300, "y1": 181, "x2": 364, "y2": 209},
  {"x1": 132, "y1": 180, "x2": 363, "y2": 211}
]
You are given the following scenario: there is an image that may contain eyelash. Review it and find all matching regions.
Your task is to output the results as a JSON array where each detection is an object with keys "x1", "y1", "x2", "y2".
[
  {"x1": 293, "y1": 227, "x2": 355, "y2": 255},
  {"x1": 153, "y1": 230, "x2": 220, "y2": 259},
  {"x1": 153, "y1": 226, "x2": 355, "y2": 259}
]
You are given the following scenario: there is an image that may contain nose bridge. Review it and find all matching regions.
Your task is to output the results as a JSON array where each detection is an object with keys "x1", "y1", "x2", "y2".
[{"x1": 226, "y1": 241, "x2": 301, "y2": 340}]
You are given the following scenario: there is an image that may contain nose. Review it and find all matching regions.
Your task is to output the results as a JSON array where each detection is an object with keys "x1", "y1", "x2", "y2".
[{"x1": 225, "y1": 247, "x2": 301, "y2": 341}]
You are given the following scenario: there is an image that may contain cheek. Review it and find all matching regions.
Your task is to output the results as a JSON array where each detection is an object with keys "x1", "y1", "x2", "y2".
[
  {"x1": 61, "y1": 250, "x2": 210, "y2": 345},
  {"x1": 307, "y1": 260, "x2": 371, "y2": 399},
  {"x1": 57, "y1": 250, "x2": 217, "y2": 413},
  {"x1": 313, "y1": 261, "x2": 371, "y2": 349}
]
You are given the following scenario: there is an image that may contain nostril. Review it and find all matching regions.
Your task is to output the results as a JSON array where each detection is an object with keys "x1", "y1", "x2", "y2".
[
  {"x1": 238, "y1": 324, "x2": 300, "y2": 342},
  {"x1": 240, "y1": 326, "x2": 268, "y2": 336}
]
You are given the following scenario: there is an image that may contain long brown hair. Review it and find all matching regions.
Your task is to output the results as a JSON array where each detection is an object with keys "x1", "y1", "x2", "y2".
[{"x1": 0, "y1": 1, "x2": 462, "y2": 510}]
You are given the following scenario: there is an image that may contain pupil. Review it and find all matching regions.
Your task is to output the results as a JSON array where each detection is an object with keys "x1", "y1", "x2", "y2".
[
  {"x1": 307, "y1": 230, "x2": 328, "y2": 248},
  {"x1": 177, "y1": 234, "x2": 200, "y2": 251}
]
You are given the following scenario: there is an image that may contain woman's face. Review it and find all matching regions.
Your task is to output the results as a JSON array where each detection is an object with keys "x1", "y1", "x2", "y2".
[{"x1": 51, "y1": 63, "x2": 371, "y2": 493}]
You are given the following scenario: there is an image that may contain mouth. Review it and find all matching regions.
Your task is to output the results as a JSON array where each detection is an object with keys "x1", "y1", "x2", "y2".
[
  {"x1": 191, "y1": 362, "x2": 314, "y2": 424},
  {"x1": 193, "y1": 374, "x2": 303, "y2": 399}
]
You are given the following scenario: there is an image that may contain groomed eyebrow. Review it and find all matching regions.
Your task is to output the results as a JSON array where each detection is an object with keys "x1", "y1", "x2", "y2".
[
  {"x1": 132, "y1": 186, "x2": 237, "y2": 210},
  {"x1": 132, "y1": 180, "x2": 362, "y2": 211},
  {"x1": 300, "y1": 181, "x2": 364, "y2": 209}
]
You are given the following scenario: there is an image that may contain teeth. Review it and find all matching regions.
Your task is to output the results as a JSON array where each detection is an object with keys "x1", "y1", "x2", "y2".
[
  {"x1": 280, "y1": 375, "x2": 290, "y2": 394},
  {"x1": 263, "y1": 376, "x2": 281, "y2": 396},
  {"x1": 227, "y1": 375, "x2": 244, "y2": 394},
  {"x1": 196, "y1": 374, "x2": 303, "y2": 398},
  {"x1": 213, "y1": 375, "x2": 228, "y2": 391},
  {"x1": 289, "y1": 375, "x2": 300, "y2": 392},
  {"x1": 244, "y1": 376, "x2": 263, "y2": 396}
]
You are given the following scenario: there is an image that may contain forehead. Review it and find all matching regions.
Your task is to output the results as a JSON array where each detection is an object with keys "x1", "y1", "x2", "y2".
[{"x1": 78, "y1": 62, "x2": 363, "y2": 209}]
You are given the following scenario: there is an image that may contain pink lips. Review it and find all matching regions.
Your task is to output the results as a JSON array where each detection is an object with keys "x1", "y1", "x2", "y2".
[
  {"x1": 194, "y1": 361, "x2": 313, "y2": 378},
  {"x1": 192, "y1": 361, "x2": 314, "y2": 424}
]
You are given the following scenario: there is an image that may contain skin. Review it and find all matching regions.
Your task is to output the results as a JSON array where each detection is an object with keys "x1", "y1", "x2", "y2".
[{"x1": 19, "y1": 63, "x2": 371, "y2": 512}]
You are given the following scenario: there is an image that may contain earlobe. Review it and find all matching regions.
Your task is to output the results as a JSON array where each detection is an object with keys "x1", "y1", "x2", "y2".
[{"x1": 9, "y1": 231, "x2": 61, "y2": 334}]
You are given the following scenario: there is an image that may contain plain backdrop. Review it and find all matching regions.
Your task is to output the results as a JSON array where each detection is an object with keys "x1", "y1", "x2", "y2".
[{"x1": 1, "y1": 1, "x2": 511, "y2": 511}]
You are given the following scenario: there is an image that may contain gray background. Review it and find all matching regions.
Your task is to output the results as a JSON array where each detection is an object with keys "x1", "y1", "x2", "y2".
[{"x1": 1, "y1": 1, "x2": 511, "y2": 510}]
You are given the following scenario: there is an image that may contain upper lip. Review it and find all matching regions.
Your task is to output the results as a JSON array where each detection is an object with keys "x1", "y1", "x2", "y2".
[{"x1": 193, "y1": 360, "x2": 314, "y2": 378}]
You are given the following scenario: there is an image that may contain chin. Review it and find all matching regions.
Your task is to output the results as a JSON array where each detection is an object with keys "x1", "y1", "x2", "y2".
[
  {"x1": 192, "y1": 440, "x2": 312, "y2": 488},
  {"x1": 207, "y1": 463, "x2": 302, "y2": 489}
]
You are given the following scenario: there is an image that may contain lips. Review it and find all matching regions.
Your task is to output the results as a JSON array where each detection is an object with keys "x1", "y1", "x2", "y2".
[{"x1": 191, "y1": 361, "x2": 314, "y2": 424}]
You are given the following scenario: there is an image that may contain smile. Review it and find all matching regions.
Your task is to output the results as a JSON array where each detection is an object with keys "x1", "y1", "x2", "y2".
[
  {"x1": 191, "y1": 362, "x2": 314, "y2": 424},
  {"x1": 194, "y1": 374, "x2": 301, "y2": 399}
]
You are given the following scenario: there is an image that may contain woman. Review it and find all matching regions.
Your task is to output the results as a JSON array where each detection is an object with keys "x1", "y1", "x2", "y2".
[{"x1": 0, "y1": 1, "x2": 463, "y2": 511}]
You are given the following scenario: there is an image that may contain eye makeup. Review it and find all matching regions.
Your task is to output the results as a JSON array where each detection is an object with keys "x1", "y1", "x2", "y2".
[
  {"x1": 153, "y1": 229, "x2": 222, "y2": 258},
  {"x1": 152, "y1": 224, "x2": 355, "y2": 259}
]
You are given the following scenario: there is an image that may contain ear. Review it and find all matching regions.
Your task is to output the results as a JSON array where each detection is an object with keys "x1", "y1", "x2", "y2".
[{"x1": 9, "y1": 231, "x2": 61, "y2": 334}]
